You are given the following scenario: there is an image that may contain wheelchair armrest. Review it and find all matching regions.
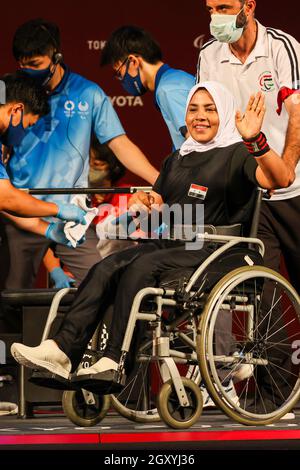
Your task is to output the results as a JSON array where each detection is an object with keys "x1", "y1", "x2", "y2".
[{"x1": 213, "y1": 224, "x2": 242, "y2": 237}]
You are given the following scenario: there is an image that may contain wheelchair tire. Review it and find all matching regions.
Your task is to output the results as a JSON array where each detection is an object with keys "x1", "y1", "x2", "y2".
[
  {"x1": 111, "y1": 396, "x2": 160, "y2": 423},
  {"x1": 197, "y1": 266, "x2": 300, "y2": 426},
  {"x1": 62, "y1": 390, "x2": 110, "y2": 427},
  {"x1": 157, "y1": 378, "x2": 203, "y2": 429}
]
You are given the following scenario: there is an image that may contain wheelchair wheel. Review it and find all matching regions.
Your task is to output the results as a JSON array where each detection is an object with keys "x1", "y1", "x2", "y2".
[
  {"x1": 62, "y1": 389, "x2": 110, "y2": 427},
  {"x1": 197, "y1": 266, "x2": 300, "y2": 425},
  {"x1": 157, "y1": 378, "x2": 203, "y2": 429},
  {"x1": 111, "y1": 340, "x2": 161, "y2": 423}
]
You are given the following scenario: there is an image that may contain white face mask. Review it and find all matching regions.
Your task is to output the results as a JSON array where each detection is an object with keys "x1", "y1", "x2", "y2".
[{"x1": 210, "y1": 7, "x2": 246, "y2": 44}]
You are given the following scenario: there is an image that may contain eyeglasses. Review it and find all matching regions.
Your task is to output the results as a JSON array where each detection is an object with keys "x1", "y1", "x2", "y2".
[{"x1": 115, "y1": 57, "x2": 129, "y2": 80}]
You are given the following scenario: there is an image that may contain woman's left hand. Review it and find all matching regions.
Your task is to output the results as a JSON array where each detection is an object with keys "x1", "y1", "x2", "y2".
[{"x1": 235, "y1": 92, "x2": 266, "y2": 140}]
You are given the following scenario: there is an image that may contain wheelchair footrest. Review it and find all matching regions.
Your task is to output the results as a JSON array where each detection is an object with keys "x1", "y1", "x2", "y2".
[
  {"x1": 29, "y1": 370, "x2": 78, "y2": 391},
  {"x1": 71, "y1": 370, "x2": 126, "y2": 394}
]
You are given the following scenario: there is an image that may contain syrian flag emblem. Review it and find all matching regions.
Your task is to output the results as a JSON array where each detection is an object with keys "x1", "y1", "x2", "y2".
[{"x1": 188, "y1": 184, "x2": 208, "y2": 200}]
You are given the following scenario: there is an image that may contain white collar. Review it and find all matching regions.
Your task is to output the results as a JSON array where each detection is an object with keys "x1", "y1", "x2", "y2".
[{"x1": 219, "y1": 21, "x2": 269, "y2": 65}]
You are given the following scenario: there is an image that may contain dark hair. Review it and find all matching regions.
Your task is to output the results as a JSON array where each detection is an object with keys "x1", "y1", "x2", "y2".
[
  {"x1": 0, "y1": 72, "x2": 49, "y2": 116},
  {"x1": 108, "y1": 156, "x2": 126, "y2": 184},
  {"x1": 90, "y1": 136, "x2": 126, "y2": 183},
  {"x1": 13, "y1": 18, "x2": 60, "y2": 61},
  {"x1": 101, "y1": 25, "x2": 162, "y2": 66}
]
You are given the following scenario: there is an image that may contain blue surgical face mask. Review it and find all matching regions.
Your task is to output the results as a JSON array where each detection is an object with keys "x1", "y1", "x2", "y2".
[
  {"x1": 1, "y1": 110, "x2": 26, "y2": 147},
  {"x1": 121, "y1": 61, "x2": 147, "y2": 96},
  {"x1": 210, "y1": 7, "x2": 246, "y2": 44},
  {"x1": 22, "y1": 64, "x2": 55, "y2": 87}
]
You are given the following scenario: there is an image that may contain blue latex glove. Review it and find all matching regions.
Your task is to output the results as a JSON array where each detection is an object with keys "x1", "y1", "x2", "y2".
[
  {"x1": 45, "y1": 222, "x2": 86, "y2": 247},
  {"x1": 56, "y1": 203, "x2": 87, "y2": 224},
  {"x1": 50, "y1": 267, "x2": 76, "y2": 288}
]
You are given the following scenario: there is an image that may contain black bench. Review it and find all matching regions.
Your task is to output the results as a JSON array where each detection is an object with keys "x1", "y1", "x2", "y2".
[{"x1": 0, "y1": 288, "x2": 76, "y2": 418}]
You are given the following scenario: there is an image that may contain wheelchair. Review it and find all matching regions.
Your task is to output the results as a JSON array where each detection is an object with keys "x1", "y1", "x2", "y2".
[{"x1": 35, "y1": 190, "x2": 300, "y2": 429}]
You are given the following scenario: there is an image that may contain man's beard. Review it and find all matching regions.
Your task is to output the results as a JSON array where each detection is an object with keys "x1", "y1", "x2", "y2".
[{"x1": 236, "y1": 9, "x2": 248, "y2": 29}]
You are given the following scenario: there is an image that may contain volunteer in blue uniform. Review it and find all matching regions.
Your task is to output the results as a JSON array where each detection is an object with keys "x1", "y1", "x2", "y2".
[
  {"x1": 0, "y1": 72, "x2": 87, "y2": 241},
  {"x1": 11, "y1": 82, "x2": 293, "y2": 397},
  {"x1": 4, "y1": 19, "x2": 158, "y2": 289},
  {"x1": 101, "y1": 25, "x2": 195, "y2": 150}
]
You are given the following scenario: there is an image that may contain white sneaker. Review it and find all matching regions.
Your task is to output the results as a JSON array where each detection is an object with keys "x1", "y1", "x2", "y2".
[
  {"x1": 200, "y1": 380, "x2": 240, "y2": 408},
  {"x1": 223, "y1": 380, "x2": 240, "y2": 407},
  {"x1": 11, "y1": 340, "x2": 71, "y2": 379},
  {"x1": 231, "y1": 364, "x2": 254, "y2": 384},
  {"x1": 0, "y1": 402, "x2": 18, "y2": 416},
  {"x1": 76, "y1": 357, "x2": 118, "y2": 376},
  {"x1": 200, "y1": 383, "x2": 216, "y2": 408},
  {"x1": 280, "y1": 411, "x2": 296, "y2": 420}
]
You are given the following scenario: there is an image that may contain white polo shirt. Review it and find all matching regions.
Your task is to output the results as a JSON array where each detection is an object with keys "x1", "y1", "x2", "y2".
[{"x1": 197, "y1": 21, "x2": 300, "y2": 200}]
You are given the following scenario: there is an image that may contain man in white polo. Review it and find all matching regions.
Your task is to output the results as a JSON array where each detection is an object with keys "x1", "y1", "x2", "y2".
[{"x1": 196, "y1": 0, "x2": 300, "y2": 418}]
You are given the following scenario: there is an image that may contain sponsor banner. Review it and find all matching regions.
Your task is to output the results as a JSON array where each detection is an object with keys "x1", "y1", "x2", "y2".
[
  {"x1": 110, "y1": 96, "x2": 144, "y2": 107},
  {"x1": 87, "y1": 40, "x2": 107, "y2": 50}
]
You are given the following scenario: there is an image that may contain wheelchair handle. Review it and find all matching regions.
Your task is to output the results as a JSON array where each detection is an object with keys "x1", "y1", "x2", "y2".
[{"x1": 249, "y1": 188, "x2": 264, "y2": 238}]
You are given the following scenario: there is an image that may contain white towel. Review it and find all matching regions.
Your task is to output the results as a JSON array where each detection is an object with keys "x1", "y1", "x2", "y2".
[
  {"x1": 95, "y1": 213, "x2": 136, "y2": 259},
  {"x1": 96, "y1": 213, "x2": 129, "y2": 240},
  {"x1": 64, "y1": 195, "x2": 98, "y2": 248}
]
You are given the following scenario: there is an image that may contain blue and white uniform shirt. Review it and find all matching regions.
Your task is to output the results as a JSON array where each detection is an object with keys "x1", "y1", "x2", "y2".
[
  {"x1": 7, "y1": 66, "x2": 125, "y2": 204},
  {"x1": 155, "y1": 65, "x2": 195, "y2": 150}
]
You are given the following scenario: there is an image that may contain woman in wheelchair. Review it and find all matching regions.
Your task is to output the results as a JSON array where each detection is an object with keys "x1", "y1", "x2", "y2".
[{"x1": 11, "y1": 81, "x2": 294, "y2": 395}]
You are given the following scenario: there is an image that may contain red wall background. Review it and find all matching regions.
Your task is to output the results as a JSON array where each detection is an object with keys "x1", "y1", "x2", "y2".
[{"x1": 0, "y1": 0, "x2": 299, "y2": 183}]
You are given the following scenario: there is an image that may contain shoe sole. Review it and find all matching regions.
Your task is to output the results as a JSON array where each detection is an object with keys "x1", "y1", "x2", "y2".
[
  {"x1": 203, "y1": 395, "x2": 240, "y2": 409},
  {"x1": 11, "y1": 345, "x2": 70, "y2": 380},
  {"x1": 203, "y1": 403, "x2": 217, "y2": 409},
  {"x1": 280, "y1": 412, "x2": 295, "y2": 420}
]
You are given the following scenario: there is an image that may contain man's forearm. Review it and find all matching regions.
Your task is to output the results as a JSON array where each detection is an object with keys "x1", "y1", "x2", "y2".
[
  {"x1": 43, "y1": 248, "x2": 60, "y2": 272},
  {"x1": 108, "y1": 135, "x2": 159, "y2": 184},
  {"x1": 282, "y1": 99, "x2": 300, "y2": 170},
  {"x1": 4, "y1": 194, "x2": 58, "y2": 217},
  {"x1": 256, "y1": 148, "x2": 295, "y2": 189},
  {"x1": 0, "y1": 180, "x2": 58, "y2": 217},
  {"x1": 2, "y1": 212, "x2": 49, "y2": 235}
]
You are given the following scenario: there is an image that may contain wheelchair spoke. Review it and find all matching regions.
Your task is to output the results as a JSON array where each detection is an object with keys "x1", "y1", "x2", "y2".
[
  {"x1": 265, "y1": 334, "x2": 300, "y2": 349},
  {"x1": 250, "y1": 295, "x2": 283, "y2": 341},
  {"x1": 250, "y1": 372, "x2": 269, "y2": 414},
  {"x1": 266, "y1": 283, "x2": 278, "y2": 334},
  {"x1": 265, "y1": 357, "x2": 300, "y2": 381},
  {"x1": 264, "y1": 316, "x2": 296, "y2": 342}
]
